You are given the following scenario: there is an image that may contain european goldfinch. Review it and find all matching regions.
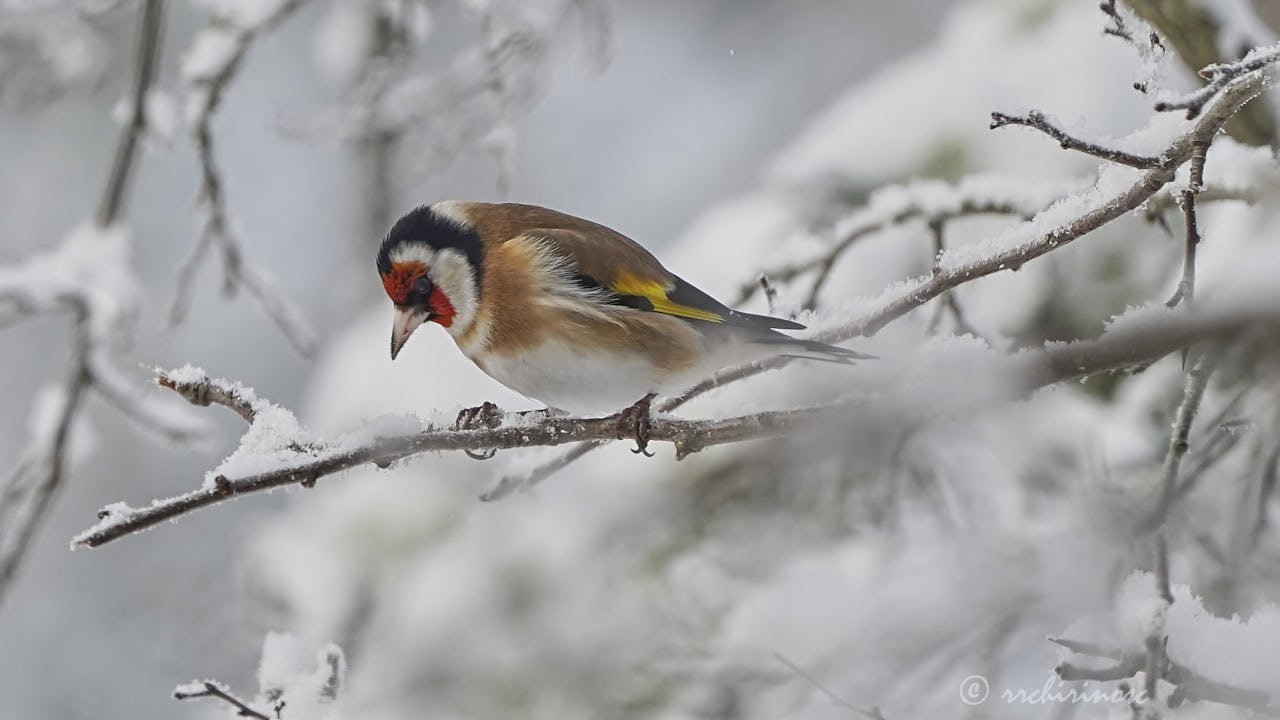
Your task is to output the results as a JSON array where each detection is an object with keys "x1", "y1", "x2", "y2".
[{"x1": 376, "y1": 202, "x2": 869, "y2": 432}]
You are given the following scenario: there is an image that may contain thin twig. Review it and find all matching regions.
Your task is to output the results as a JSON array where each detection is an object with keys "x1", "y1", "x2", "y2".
[
  {"x1": 1172, "y1": 385, "x2": 1251, "y2": 497},
  {"x1": 174, "y1": 681, "x2": 270, "y2": 720},
  {"x1": 0, "y1": 310, "x2": 91, "y2": 605},
  {"x1": 75, "y1": 302, "x2": 1280, "y2": 547},
  {"x1": 1143, "y1": 535, "x2": 1173, "y2": 706},
  {"x1": 97, "y1": 0, "x2": 162, "y2": 227},
  {"x1": 1100, "y1": 0, "x2": 1134, "y2": 43},
  {"x1": 989, "y1": 111, "x2": 1162, "y2": 169},
  {"x1": 733, "y1": 199, "x2": 1038, "y2": 307},
  {"x1": 1055, "y1": 638, "x2": 1280, "y2": 716},
  {"x1": 1166, "y1": 189, "x2": 1200, "y2": 308},
  {"x1": 1140, "y1": 348, "x2": 1221, "y2": 531},
  {"x1": 155, "y1": 371, "x2": 259, "y2": 425},
  {"x1": 925, "y1": 218, "x2": 983, "y2": 339},
  {"x1": 1155, "y1": 42, "x2": 1280, "y2": 119},
  {"x1": 773, "y1": 653, "x2": 888, "y2": 720},
  {"x1": 168, "y1": 0, "x2": 316, "y2": 356}
]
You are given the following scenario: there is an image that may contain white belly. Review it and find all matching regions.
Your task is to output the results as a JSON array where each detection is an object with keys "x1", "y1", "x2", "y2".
[{"x1": 475, "y1": 341, "x2": 682, "y2": 416}]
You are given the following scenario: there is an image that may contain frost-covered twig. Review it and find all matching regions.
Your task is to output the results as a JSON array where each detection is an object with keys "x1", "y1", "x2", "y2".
[
  {"x1": 74, "y1": 302, "x2": 1280, "y2": 547},
  {"x1": 174, "y1": 633, "x2": 344, "y2": 720},
  {"x1": 518, "y1": 65, "x2": 1277, "y2": 494},
  {"x1": 168, "y1": 0, "x2": 317, "y2": 356},
  {"x1": 1055, "y1": 637, "x2": 1279, "y2": 715},
  {"x1": 1155, "y1": 41, "x2": 1280, "y2": 120},
  {"x1": 1143, "y1": 186, "x2": 1254, "y2": 224},
  {"x1": 925, "y1": 218, "x2": 982, "y2": 339},
  {"x1": 989, "y1": 110, "x2": 1161, "y2": 169},
  {"x1": 1099, "y1": 0, "x2": 1135, "y2": 43},
  {"x1": 173, "y1": 681, "x2": 271, "y2": 720},
  {"x1": 1141, "y1": 348, "x2": 1220, "y2": 531},
  {"x1": 1166, "y1": 189, "x2": 1200, "y2": 308},
  {"x1": 1166, "y1": 140, "x2": 1209, "y2": 308},
  {"x1": 733, "y1": 178, "x2": 1052, "y2": 308},
  {"x1": 156, "y1": 367, "x2": 260, "y2": 425}
]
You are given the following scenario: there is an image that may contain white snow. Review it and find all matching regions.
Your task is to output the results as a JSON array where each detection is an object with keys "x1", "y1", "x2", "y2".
[{"x1": 0, "y1": 222, "x2": 140, "y2": 343}]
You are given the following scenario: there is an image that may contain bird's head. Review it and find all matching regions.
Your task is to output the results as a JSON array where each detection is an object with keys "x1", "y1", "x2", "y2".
[{"x1": 377, "y1": 203, "x2": 484, "y2": 359}]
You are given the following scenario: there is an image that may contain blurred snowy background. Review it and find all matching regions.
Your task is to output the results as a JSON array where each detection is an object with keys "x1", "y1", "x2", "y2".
[{"x1": 3, "y1": 0, "x2": 1280, "y2": 719}]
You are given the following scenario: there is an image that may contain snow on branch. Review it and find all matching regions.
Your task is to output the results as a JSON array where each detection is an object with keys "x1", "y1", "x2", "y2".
[
  {"x1": 175, "y1": 633, "x2": 344, "y2": 720},
  {"x1": 167, "y1": 0, "x2": 317, "y2": 356},
  {"x1": 0, "y1": 0, "x2": 210, "y2": 607},
  {"x1": 988, "y1": 110, "x2": 1162, "y2": 169},
  {"x1": 1155, "y1": 41, "x2": 1280, "y2": 120},
  {"x1": 73, "y1": 298, "x2": 1280, "y2": 549},
  {"x1": 1052, "y1": 571, "x2": 1280, "y2": 715},
  {"x1": 506, "y1": 55, "x2": 1280, "y2": 496},
  {"x1": 1053, "y1": 637, "x2": 1278, "y2": 714},
  {"x1": 734, "y1": 175, "x2": 1065, "y2": 309}
]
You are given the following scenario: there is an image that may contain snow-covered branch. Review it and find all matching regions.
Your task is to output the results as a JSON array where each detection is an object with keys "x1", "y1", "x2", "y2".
[
  {"x1": 511, "y1": 57, "x2": 1279, "y2": 495},
  {"x1": 988, "y1": 110, "x2": 1162, "y2": 168},
  {"x1": 73, "y1": 297, "x2": 1280, "y2": 548},
  {"x1": 1154, "y1": 41, "x2": 1280, "y2": 120},
  {"x1": 733, "y1": 176, "x2": 1060, "y2": 309},
  {"x1": 0, "y1": 0, "x2": 209, "y2": 607},
  {"x1": 1053, "y1": 636, "x2": 1279, "y2": 715},
  {"x1": 174, "y1": 633, "x2": 344, "y2": 720},
  {"x1": 168, "y1": 0, "x2": 317, "y2": 356}
]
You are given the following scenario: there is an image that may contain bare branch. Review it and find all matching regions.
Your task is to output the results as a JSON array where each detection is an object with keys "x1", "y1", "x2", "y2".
[
  {"x1": 167, "y1": 0, "x2": 317, "y2": 356},
  {"x1": 989, "y1": 110, "x2": 1161, "y2": 169},
  {"x1": 96, "y1": 0, "x2": 162, "y2": 227}
]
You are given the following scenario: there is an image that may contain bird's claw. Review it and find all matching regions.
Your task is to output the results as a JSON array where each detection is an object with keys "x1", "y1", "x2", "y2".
[
  {"x1": 615, "y1": 393, "x2": 656, "y2": 456},
  {"x1": 455, "y1": 401, "x2": 503, "y2": 431},
  {"x1": 456, "y1": 402, "x2": 502, "y2": 461}
]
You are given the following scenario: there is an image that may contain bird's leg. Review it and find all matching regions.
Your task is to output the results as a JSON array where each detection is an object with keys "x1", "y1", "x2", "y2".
[
  {"x1": 615, "y1": 393, "x2": 657, "y2": 456},
  {"x1": 454, "y1": 401, "x2": 504, "y2": 460}
]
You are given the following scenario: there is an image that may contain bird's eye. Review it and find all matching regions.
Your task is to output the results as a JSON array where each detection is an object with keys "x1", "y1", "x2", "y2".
[{"x1": 413, "y1": 276, "x2": 433, "y2": 294}]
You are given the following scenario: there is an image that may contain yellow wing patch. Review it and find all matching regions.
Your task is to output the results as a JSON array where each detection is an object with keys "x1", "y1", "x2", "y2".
[{"x1": 610, "y1": 271, "x2": 724, "y2": 323}]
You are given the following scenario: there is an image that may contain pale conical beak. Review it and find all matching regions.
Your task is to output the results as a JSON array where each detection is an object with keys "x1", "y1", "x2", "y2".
[{"x1": 390, "y1": 307, "x2": 427, "y2": 360}]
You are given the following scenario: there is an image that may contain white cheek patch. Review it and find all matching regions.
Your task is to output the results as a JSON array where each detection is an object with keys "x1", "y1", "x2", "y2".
[{"x1": 427, "y1": 248, "x2": 479, "y2": 337}]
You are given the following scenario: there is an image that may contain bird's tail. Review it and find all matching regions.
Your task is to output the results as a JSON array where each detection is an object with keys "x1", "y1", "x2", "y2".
[{"x1": 753, "y1": 332, "x2": 876, "y2": 365}]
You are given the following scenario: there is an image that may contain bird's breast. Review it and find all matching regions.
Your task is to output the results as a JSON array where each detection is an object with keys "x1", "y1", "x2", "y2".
[{"x1": 468, "y1": 340, "x2": 676, "y2": 416}]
